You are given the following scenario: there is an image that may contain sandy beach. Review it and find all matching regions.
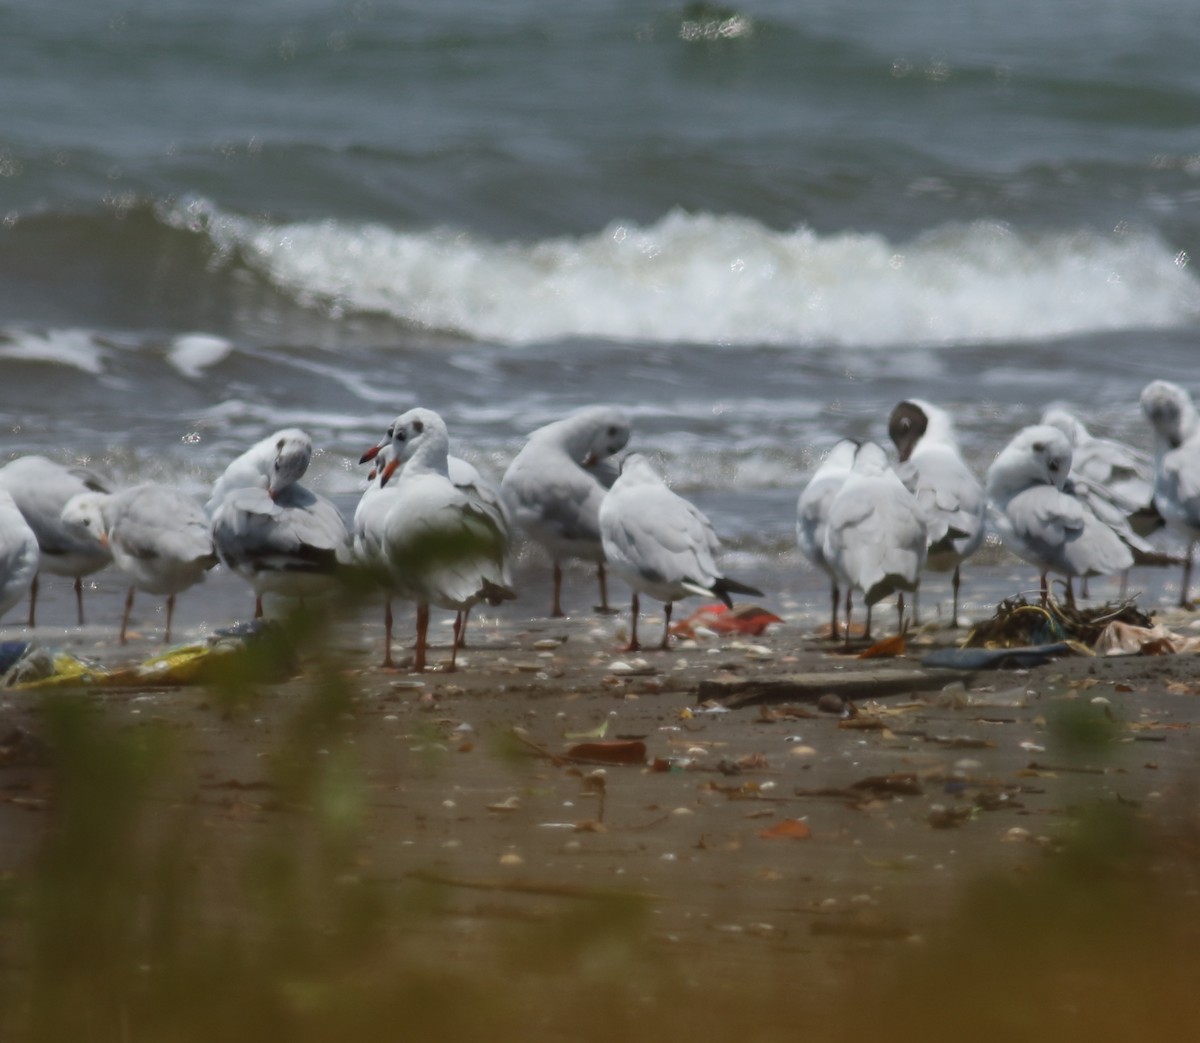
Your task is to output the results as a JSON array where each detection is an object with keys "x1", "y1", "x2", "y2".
[{"x1": 3, "y1": 552, "x2": 1200, "y2": 1041}]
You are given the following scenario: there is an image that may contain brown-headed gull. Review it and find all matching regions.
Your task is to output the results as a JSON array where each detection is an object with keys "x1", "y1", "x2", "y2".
[
  {"x1": 208, "y1": 428, "x2": 350, "y2": 618},
  {"x1": 889, "y1": 399, "x2": 985, "y2": 628},
  {"x1": 986, "y1": 424, "x2": 1134, "y2": 606},
  {"x1": 0, "y1": 455, "x2": 113, "y2": 626},
  {"x1": 822, "y1": 440, "x2": 928, "y2": 643},
  {"x1": 1140, "y1": 380, "x2": 1200, "y2": 607},
  {"x1": 501, "y1": 405, "x2": 631, "y2": 617},
  {"x1": 599, "y1": 453, "x2": 762, "y2": 651},
  {"x1": 373, "y1": 408, "x2": 515, "y2": 672},
  {"x1": 0, "y1": 489, "x2": 39, "y2": 622},
  {"x1": 61, "y1": 484, "x2": 217, "y2": 643},
  {"x1": 796, "y1": 439, "x2": 857, "y2": 640}
]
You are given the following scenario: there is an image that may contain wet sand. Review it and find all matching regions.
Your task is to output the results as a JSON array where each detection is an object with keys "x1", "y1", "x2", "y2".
[{"x1": 3, "y1": 551, "x2": 1200, "y2": 1010}]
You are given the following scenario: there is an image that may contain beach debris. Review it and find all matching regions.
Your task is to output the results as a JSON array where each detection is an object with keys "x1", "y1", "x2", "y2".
[
  {"x1": 927, "y1": 804, "x2": 974, "y2": 829},
  {"x1": 698, "y1": 666, "x2": 970, "y2": 709},
  {"x1": 564, "y1": 740, "x2": 646, "y2": 765},
  {"x1": 565, "y1": 719, "x2": 610, "y2": 740},
  {"x1": 921, "y1": 644, "x2": 1075, "y2": 671},
  {"x1": 486, "y1": 796, "x2": 521, "y2": 813},
  {"x1": 757, "y1": 817, "x2": 812, "y2": 840},
  {"x1": 858, "y1": 634, "x2": 906, "y2": 659},
  {"x1": 669, "y1": 603, "x2": 783, "y2": 639},
  {"x1": 1092, "y1": 620, "x2": 1200, "y2": 656},
  {"x1": 963, "y1": 594, "x2": 1152, "y2": 650}
]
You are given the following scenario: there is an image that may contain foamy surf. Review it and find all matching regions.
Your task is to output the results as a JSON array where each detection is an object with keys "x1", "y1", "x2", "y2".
[{"x1": 164, "y1": 198, "x2": 1200, "y2": 348}]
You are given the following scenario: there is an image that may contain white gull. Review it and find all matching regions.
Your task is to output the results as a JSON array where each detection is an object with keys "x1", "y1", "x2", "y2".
[
  {"x1": 986, "y1": 424, "x2": 1134, "y2": 606},
  {"x1": 796, "y1": 438, "x2": 858, "y2": 640},
  {"x1": 888, "y1": 399, "x2": 986, "y2": 628},
  {"x1": 501, "y1": 405, "x2": 631, "y2": 617},
  {"x1": 822, "y1": 440, "x2": 928, "y2": 643},
  {"x1": 0, "y1": 455, "x2": 113, "y2": 626},
  {"x1": 61, "y1": 484, "x2": 217, "y2": 643},
  {"x1": 373, "y1": 408, "x2": 515, "y2": 673},
  {"x1": 599, "y1": 453, "x2": 762, "y2": 651}
]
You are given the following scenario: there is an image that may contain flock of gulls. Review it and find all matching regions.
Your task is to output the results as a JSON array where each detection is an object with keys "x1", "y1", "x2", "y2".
[{"x1": 0, "y1": 380, "x2": 1195, "y2": 672}]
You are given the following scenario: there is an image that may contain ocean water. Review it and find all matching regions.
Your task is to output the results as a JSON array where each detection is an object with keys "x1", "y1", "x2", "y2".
[{"x1": 2, "y1": 0, "x2": 1199, "y2": 628}]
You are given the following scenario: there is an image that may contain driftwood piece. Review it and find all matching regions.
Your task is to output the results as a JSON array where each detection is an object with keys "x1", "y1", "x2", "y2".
[{"x1": 699, "y1": 668, "x2": 969, "y2": 709}]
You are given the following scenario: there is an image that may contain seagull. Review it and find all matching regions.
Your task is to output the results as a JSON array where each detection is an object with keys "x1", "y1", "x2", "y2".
[
  {"x1": 1140, "y1": 380, "x2": 1200, "y2": 607},
  {"x1": 823, "y1": 441, "x2": 928, "y2": 643},
  {"x1": 599, "y1": 453, "x2": 763, "y2": 652},
  {"x1": 1040, "y1": 406, "x2": 1155, "y2": 514},
  {"x1": 986, "y1": 424, "x2": 1134, "y2": 606},
  {"x1": 889, "y1": 399, "x2": 986, "y2": 628},
  {"x1": 208, "y1": 429, "x2": 350, "y2": 618},
  {"x1": 501, "y1": 405, "x2": 631, "y2": 617},
  {"x1": 357, "y1": 435, "x2": 512, "y2": 666},
  {"x1": 61, "y1": 484, "x2": 218, "y2": 643},
  {"x1": 0, "y1": 455, "x2": 113, "y2": 626},
  {"x1": 1041, "y1": 405, "x2": 1166, "y2": 599},
  {"x1": 0, "y1": 489, "x2": 39, "y2": 622},
  {"x1": 796, "y1": 439, "x2": 858, "y2": 640},
  {"x1": 374, "y1": 408, "x2": 515, "y2": 672}
]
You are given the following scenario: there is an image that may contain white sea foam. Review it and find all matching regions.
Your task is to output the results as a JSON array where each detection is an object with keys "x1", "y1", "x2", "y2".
[
  {"x1": 0, "y1": 328, "x2": 107, "y2": 375},
  {"x1": 165, "y1": 198, "x2": 1200, "y2": 349},
  {"x1": 168, "y1": 333, "x2": 233, "y2": 379}
]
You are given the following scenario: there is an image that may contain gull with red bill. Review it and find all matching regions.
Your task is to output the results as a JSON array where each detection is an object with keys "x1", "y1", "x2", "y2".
[{"x1": 362, "y1": 408, "x2": 514, "y2": 672}]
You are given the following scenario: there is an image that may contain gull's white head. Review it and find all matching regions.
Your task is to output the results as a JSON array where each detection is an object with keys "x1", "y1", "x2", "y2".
[
  {"x1": 990, "y1": 424, "x2": 1073, "y2": 496},
  {"x1": 851, "y1": 440, "x2": 892, "y2": 477},
  {"x1": 60, "y1": 491, "x2": 111, "y2": 546},
  {"x1": 380, "y1": 407, "x2": 448, "y2": 483},
  {"x1": 1141, "y1": 380, "x2": 1197, "y2": 450},
  {"x1": 267, "y1": 429, "x2": 313, "y2": 497}
]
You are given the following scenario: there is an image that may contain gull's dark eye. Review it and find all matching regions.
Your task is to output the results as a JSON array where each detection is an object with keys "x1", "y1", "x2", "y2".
[
  {"x1": 276, "y1": 439, "x2": 285, "y2": 450},
  {"x1": 1048, "y1": 460, "x2": 1059, "y2": 472},
  {"x1": 607, "y1": 425, "x2": 618, "y2": 437},
  {"x1": 386, "y1": 426, "x2": 394, "y2": 438},
  {"x1": 1032, "y1": 442, "x2": 1044, "y2": 453}
]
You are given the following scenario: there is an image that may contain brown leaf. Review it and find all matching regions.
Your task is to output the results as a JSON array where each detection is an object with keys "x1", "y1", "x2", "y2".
[
  {"x1": 564, "y1": 740, "x2": 647, "y2": 765},
  {"x1": 758, "y1": 818, "x2": 812, "y2": 840},
  {"x1": 858, "y1": 634, "x2": 906, "y2": 659}
]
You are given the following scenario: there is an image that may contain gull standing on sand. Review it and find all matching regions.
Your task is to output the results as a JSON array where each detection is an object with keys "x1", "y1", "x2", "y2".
[
  {"x1": 0, "y1": 490, "x2": 39, "y2": 622},
  {"x1": 986, "y1": 424, "x2": 1134, "y2": 606},
  {"x1": 888, "y1": 400, "x2": 985, "y2": 628},
  {"x1": 822, "y1": 440, "x2": 928, "y2": 643},
  {"x1": 357, "y1": 435, "x2": 512, "y2": 666},
  {"x1": 0, "y1": 455, "x2": 113, "y2": 626},
  {"x1": 599, "y1": 453, "x2": 763, "y2": 652},
  {"x1": 501, "y1": 405, "x2": 631, "y2": 617},
  {"x1": 373, "y1": 408, "x2": 515, "y2": 672},
  {"x1": 1140, "y1": 380, "x2": 1200, "y2": 607},
  {"x1": 61, "y1": 485, "x2": 218, "y2": 643},
  {"x1": 796, "y1": 439, "x2": 857, "y2": 640},
  {"x1": 208, "y1": 428, "x2": 350, "y2": 618}
]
